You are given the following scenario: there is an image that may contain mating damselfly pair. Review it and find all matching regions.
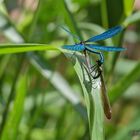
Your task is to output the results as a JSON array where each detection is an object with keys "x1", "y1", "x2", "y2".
[{"x1": 61, "y1": 25, "x2": 126, "y2": 119}]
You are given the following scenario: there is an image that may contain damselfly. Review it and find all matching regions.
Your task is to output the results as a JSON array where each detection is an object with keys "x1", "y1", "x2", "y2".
[
  {"x1": 61, "y1": 26, "x2": 126, "y2": 119},
  {"x1": 91, "y1": 60, "x2": 112, "y2": 119},
  {"x1": 62, "y1": 25, "x2": 126, "y2": 73}
]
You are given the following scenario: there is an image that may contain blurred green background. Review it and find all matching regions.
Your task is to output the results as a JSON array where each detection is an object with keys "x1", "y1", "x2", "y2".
[{"x1": 0, "y1": 0, "x2": 140, "y2": 140}]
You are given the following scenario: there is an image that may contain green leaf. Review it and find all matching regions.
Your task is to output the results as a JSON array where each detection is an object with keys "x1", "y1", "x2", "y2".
[
  {"x1": 0, "y1": 7, "x2": 87, "y2": 122},
  {"x1": 123, "y1": 0, "x2": 135, "y2": 16},
  {"x1": 101, "y1": 0, "x2": 109, "y2": 28},
  {"x1": 64, "y1": 52, "x2": 104, "y2": 140},
  {"x1": 110, "y1": 114, "x2": 140, "y2": 140},
  {"x1": 1, "y1": 72, "x2": 27, "y2": 140},
  {"x1": 123, "y1": 11, "x2": 140, "y2": 27},
  {"x1": 109, "y1": 62, "x2": 140, "y2": 104},
  {"x1": 29, "y1": 52, "x2": 87, "y2": 120},
  {"x1": 0, "y1": 44, "x2": 58, "y2": 54},
  {"x1": 0, "y1": 55, "x2": 11, "y2": 78}
]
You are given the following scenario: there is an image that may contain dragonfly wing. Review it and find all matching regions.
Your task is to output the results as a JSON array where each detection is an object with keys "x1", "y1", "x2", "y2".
[
  {"x1": 62, "y1": 44, "x2": 85, "y2": 51},
  {"x1": 85, "y1": 26, "x2": 123, "y2": 42},
  {"x1": 86, "y1": 44, "x2": 126, "y2": 52}
]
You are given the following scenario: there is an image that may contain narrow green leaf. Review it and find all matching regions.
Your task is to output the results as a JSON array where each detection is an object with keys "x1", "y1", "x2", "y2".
[
  {"x1": 109, "y1": 62, "x2": 140, "y2": 104},
  {"x1": 123, "y1": 0, "x2": 135, "y2": 16},
  {"x1": 110, "y1": 114, "x2": 140, "y2": 140},
  {"x1": 1, "y1": 72, "x2": 27, "y2": 140},
  {"x1": 0, "y1": 9, "x2": 87, "y2": 121},
  {"x1": 0, "y1": 44, "x2": 58, "y2": 54},
  {"x1": 0, "y1": 56, "x2": 24, "y2": 135},
  {"x1": 64, "y1": 52, "x2": 104, "y2": 140},
  {"x1": 0, "y1": 55, "x2": 11, "y2": 78},
  {"x1": 28, "y1": 52, "x2": 87, "y2": 120},
  {"x1": 101, "y1": 0, "x2": 109, "y2": 28},
  {"x1": 123, "y1": 11, "x2": 140, "y2": 27}
]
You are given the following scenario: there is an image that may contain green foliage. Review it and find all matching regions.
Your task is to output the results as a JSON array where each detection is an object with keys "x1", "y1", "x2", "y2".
[
  {"x1": 0, "y1": 44, "x2": 57, "y2": 54},
  {"x1": 0, "y1": 0, "x2": 140, "y2": 140},
  {"x1": 1, "y1": 73, "x2": 27, "y2": 140},
  {"x1": 123, "y1": 0, "x2": 135, "y2": 16},
  {"x1": 65, "y1": 52, "x2": 104, "y2": 140},
  {"x1": 109, "y1": 62, "x2": 140, "y2": 103}
]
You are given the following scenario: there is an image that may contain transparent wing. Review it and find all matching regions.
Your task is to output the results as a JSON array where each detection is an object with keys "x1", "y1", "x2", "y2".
[
  {"x1": 60, "y1": 26, "x2": 81, "y2": 41},
  {"x1": 85, "y1": 26, "x2": 123, "y2": 42},
  {"x1": 90, "y1": 62, "x2": 112, "y2": 119},
  {"x1": 86, "y1": 44, "x2": 126, "y2": 52},
  {"x1": 62, "y1": 44, "x2": 85, "y2": 51}
]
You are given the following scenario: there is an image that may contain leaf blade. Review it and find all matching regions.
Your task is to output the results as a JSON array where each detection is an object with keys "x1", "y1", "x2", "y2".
[
  {"x1": 0, "y1": 44, "x2": 58, "y2": 54},
  {"x1": 1, "y1": 72, "x2": 27, "y2": 140}
]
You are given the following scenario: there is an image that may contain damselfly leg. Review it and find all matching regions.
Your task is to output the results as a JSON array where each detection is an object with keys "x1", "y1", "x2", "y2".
[{"x1": 90, "y1": 60, "x2": 102, "y2": 79}]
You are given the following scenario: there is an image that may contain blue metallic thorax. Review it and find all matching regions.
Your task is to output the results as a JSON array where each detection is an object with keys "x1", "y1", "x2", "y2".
[{"x1": 63, "y1": 42, "x2": 85, "y2": 51}]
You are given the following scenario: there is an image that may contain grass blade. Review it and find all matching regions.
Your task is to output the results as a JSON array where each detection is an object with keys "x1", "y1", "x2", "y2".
[
  {"x1": 0, "y1": 56, "x2": 25, "y2": 136},
  {"x1": 1, "y1": 71, "x2": 27, "y2": 140},
  {"x1": 0, "y1": 44, "x2": 57, "y2": 54},
  {"x1": 64, "y1": 52, "x2": 104, "y2": 140},
  {"x1": 123, "y1": 0, "x2": 135, "y2": 16},
  {"x1": 123, "y1": 11, "x2": 140, "y2": 26},
  {"x1": 110, "y1": 114, "x2": 140, "y2": 140},
  {"x1": 0, "y1": 9, "x2": 87, "y2": 120},
  {"x1": 109, "y1": 62, "x2": 140, "y2": 104},
  {"x1": 101, "y1": 0, "x2": 109, "y2": 28},
  {"x1": 28, "y1": 52, "x2": 87, "y2": 120}
]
